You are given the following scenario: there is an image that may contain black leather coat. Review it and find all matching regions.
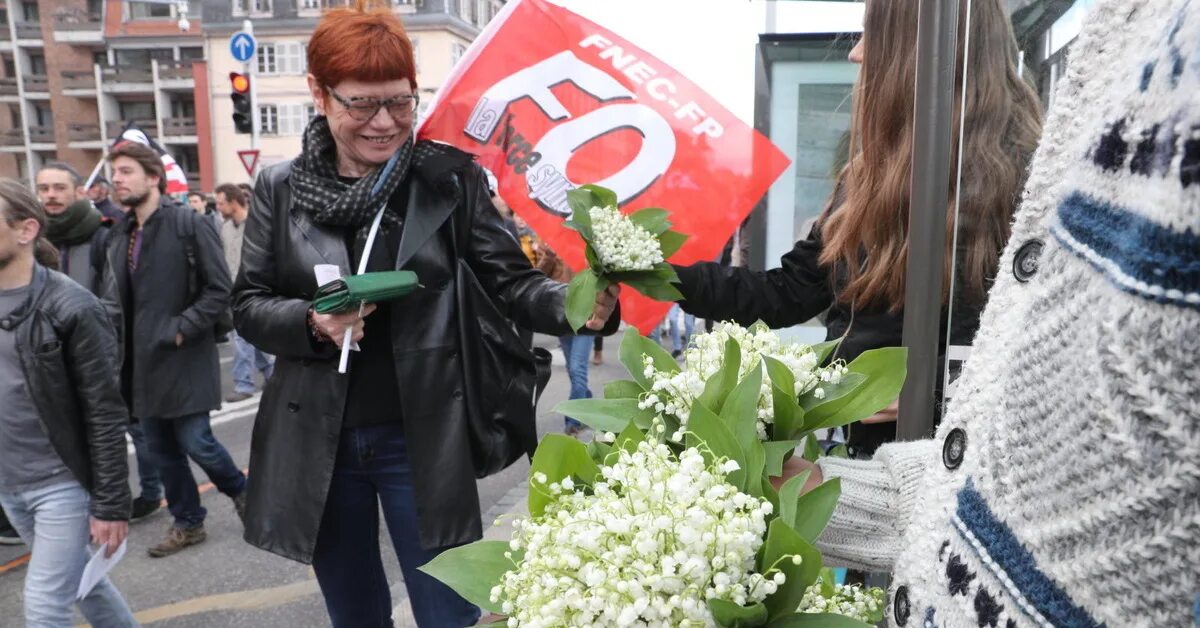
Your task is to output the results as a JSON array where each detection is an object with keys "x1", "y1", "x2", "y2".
[
  {"x1": 3, "y1": 265, "x2": 131, "y2": 521},
  {"x1": 233, "y1": 142, "x2": 608, "y2": 563}
]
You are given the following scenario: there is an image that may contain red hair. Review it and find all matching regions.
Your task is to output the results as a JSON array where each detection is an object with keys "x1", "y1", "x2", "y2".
[{"x1": 307, "y1": 0, "x2": 417, "y2": 91}]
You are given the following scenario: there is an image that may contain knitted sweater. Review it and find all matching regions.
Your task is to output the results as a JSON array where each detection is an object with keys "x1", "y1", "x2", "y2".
[{"x1": 815, "y1": 1, "x2": 1199, "y2": 627}]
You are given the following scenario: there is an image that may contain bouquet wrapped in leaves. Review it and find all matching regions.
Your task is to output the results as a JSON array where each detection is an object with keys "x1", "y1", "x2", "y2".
[
  {"x1": 562, "y1": 184, "x2": 689, "y2": 331},
  {"x1": 421, "y1": 323, "x2": 903, "y2": 627}
]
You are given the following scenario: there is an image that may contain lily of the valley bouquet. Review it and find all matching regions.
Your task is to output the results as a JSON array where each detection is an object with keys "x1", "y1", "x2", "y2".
[
  {"x1": 561, "y1": 184, "x2": 689, "y2": 331},
  {"x1": 421, "y1": 323, "x2": 902, "y2": 627}
]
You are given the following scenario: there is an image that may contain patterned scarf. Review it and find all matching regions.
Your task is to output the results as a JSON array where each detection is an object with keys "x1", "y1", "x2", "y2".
[{"x1": 289, "y1": 116, "x2": 413, "y2": 243}]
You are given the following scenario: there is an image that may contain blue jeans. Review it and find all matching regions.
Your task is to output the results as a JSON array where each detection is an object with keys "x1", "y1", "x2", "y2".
[
  {"x1": 0, "y1": 482, "x2": 138, "y2": 628},
  {"x1": 127, "y1": 421, "x2": 162, "y2": 502},
  {"x1": 231, "y1": 331, "x2": 274, "y2": 394},
  {"x1": 312, "y1": 425, "x2": 480, "y2": 628},
  {"x1": 141, "y1": 413, "x2": 246, "y2": 528},
  {"x1": 558, "y1": 335, "x2": 593, "y2": 428},
  {"x1": 668, "y1": 304, "x2": 696, "y2": 354}
]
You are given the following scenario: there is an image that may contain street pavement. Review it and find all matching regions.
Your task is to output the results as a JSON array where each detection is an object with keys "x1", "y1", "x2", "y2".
[{"x1": 0, "y1": 331, "x2": 660, "y2": 627}]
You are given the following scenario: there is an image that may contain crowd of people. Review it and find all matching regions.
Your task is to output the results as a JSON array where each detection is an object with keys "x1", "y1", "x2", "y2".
[{"x1": 0, "y1": 0, "x2": 1195, "y2": 626}]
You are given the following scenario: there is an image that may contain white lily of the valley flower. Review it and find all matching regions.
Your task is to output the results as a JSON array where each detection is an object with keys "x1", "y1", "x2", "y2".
[{"x1": 588, "y1": 205, "x2": 665, "y2": 272}]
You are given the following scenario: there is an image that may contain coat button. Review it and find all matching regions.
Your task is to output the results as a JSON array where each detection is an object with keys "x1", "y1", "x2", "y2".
[
  {"x1": 1013, "y1": 239, "x2": 1043, "y2": 282},
  {"x1": 452, "y1": 390, "x2": 463, "y2": 400},
  {"x1": 943, "y1": 428, "x2": 967, "y2": 470},
  {"x1": 287, "y1": 401, "x2": 300, "y2": 413},
  {"x1": 893, "y1": 585, "x2": 911, "y2": 625}
]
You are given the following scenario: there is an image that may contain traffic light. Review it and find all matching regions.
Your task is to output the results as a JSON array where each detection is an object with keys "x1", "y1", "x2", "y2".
[{"x1": 230, "y1": 72, "x2": 252, "y2": 134}]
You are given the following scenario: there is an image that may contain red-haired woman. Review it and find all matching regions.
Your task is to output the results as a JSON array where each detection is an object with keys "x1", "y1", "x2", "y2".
[
  {"x1": 674, "y1": 0, "x2": 1043, "y2": 455},
  {"x1": 230, "y1": 2, "x2": 618, "y2": 626}
]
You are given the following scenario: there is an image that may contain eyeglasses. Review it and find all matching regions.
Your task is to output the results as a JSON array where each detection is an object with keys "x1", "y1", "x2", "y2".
[{"x1": 327, "y1": 87, "x2": 420, "y2": 122}]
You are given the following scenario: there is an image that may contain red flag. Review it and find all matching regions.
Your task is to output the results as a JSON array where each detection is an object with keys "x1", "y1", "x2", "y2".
[
  {"x1": 419, "y1": 0, "x2": 790, "y2": 333},
  {"x1": 111, "y1": 123, "x2": 191, "y2": 195}
]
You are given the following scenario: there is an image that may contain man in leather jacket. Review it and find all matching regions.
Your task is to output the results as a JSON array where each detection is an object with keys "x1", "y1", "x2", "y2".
[{"x1": 0, "y1": 179, "x2": 137, "y2": 627}]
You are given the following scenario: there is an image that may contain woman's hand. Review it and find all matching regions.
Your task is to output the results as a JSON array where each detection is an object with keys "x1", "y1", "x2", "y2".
[
  {"x1": 861, "y1": 399, "x2": 899, "y2": 424},
  {"x1": 584, "y1": 283, "x2": 620, "y2": 331},
  {"x1": 90, "y1": 517, "x2": 129, "y2": 558},
  {"x1": 310, "y1": 304, "x2": 377, "y2": 348},
  {"x1": 768, "y1": 455, "x2": 825, "y2": 492}
]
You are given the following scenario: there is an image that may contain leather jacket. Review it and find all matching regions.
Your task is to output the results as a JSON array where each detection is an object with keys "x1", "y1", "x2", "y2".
[{"x1": 2, "y1": 265, "x2": 132, "y2": 520}]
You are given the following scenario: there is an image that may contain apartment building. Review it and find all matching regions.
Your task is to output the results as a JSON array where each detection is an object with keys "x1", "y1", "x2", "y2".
[
  {"x1": 203, "y1": 0, "x2": 502, "y2": 185},
  {"x1": 0, "y1": 0, "x2": 208, "y2": 189}
]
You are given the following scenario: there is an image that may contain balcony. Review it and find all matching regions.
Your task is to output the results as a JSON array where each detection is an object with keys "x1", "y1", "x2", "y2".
[
  {"x1": 68, "y1": 123, "x2": 104, "y2": 148},
  {"x1": 53, "y1": 10, "x2": 104, "y2": 44},
  {"x1": 0, "y1": 78, "x2": 18, "y2": 100},
  {"x1": 29, "y1": 126, "x2": 55, "y2": 146},
  {"x1": 24, "y1": 74, "x2": 49, "y2": 96},
  {"x1": 62, "y1": 70, "x2": 97, "y2": 95},
  {"x1": 15, "y1": 22, "x2": 43, "y2": 42},
  {"x1": 101, "y1": 66, "x2": 154, "y2": 93},
  {"x1": 0, "y1": 128, "x2": 24, "y2": 149},
  {"x1": 107, "y1": 119, "x2": 156, "y2": 138},
  {"x1": 162, "y1": 117, "x2": 197, "y2": 139},
  {"x1": 158, "y1": 61, "x2": 195, "y2": 90}
]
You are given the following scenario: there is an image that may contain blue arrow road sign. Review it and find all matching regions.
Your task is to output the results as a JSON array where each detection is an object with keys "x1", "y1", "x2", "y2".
[{"x1": 230, "y1": 32, "x2": 256, "y2": 63}]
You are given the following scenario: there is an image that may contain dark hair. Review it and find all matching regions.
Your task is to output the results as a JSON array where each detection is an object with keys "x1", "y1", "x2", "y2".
[
  {"x1": 39, "y1": 162, "x2": 83, "y2": 187},
  {"x1": 0, "y1": 178, "x2": 59, "y2": 269},
  {"x1": 187, "y1": 191, "x2": 206, "y2": 201},
  {"x1": 108, "y1": 142, "x2": 167, "y2": 194},
  {"x1": 214, "y1": 183, "x2": 247, "y2": 207}
]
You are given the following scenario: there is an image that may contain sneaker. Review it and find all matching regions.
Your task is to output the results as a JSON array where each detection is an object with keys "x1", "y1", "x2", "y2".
[
  {"x1": 224, "y1": 391, "x2": 254, "y2": 403},
  {"x1": 147, "y1": 524, "x2": 206, "y2": 558},
  {"x1": 129, "y1": 497, "x2": 163, "y2": 523},
  {"x1": 564, "y1": 423, "x2": 582, "y2": 437},
  {"x1": 671, "y1": 349, "x2": 683, "y2": 359},
  {"x1": 591, "y1": 351, "x2": 603, "y2": 365},
  {"x1": 0, "y1": 519, "x2": 21, "y2": 545},
  {"x1": 232, "y1": 491, "x2": 248, "y2": 525}
]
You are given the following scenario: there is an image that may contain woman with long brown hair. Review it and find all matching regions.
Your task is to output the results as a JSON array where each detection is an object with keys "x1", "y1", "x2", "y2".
[{"x1": 674, "y1": 0, "x2": 1043, "y2": 454}]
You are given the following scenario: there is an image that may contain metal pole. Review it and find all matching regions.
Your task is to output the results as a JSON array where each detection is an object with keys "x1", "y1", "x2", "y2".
[
  {"x1": 897, "y1": 0, "x2": 960, "y2": 441},
  {"x1": 244, "y1": 19, "x2": 259, "y2": 151}
]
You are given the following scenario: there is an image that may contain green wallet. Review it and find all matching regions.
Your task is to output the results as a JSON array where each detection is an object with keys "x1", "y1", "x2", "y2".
[{"x1": 313, "y1": 270, "x2": 421, "y2": 314}]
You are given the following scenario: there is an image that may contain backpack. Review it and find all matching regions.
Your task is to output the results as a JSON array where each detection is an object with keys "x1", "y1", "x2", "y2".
[{"x1": 176, "y1": 209, "x2": 235, "y2": 340}]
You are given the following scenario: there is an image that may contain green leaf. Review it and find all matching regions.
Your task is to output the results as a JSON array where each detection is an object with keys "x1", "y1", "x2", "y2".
[
  {"x1": 809, "y1": 339, "x2": 841, "y2": 365},
  {"x1": 722, "y1": 361, "x2": 764, "y2": 450},
  {"x1": 578, "y1": 183, "x2": 618, "y2": 208},
  {"x1": 777, "y1": 469, "x2": 811, "y2": 530},
  {"x1": 604, "y1": 379, "x2": 645, "y2": 399},
  {"x1": 552, "y1": 398, "x2": 656, "y2": 432},
  {"x1": 760, "y1": 473, "x2": 780, "y2": 514},
  {"x1": 586, "y1": 439, "x2": 612, "y2": 464},
  {"x1": 763, "y1": 440, "x2": 800, "y2": 477},
  {"x1": 764, "y1": 356, "x2": 803, "y2": 440},
  {"x1": 765, "y1": 613, "x2": 874, "y2": 627},
  {"x1": 826, "y1": 443, "x2": 849, "y2": 459},
  {"x1": 697, "y1": 337, "x2": 741, "y2": 413},
  {"x1": 417, "y1": 540, "x2": 516, "y2": 614},
  {"x1": 801, "y1": 434, "x2": 822, "y2": 462},
  {"x1": 686, "y1": 403, "x2": 746, "y2": 491},
  {"x1": 791, "y1": 478, "x2": 841, "y2": 543},
  {"x1": 651, "y1": 261, "x2": 682, "y2": 283},
  {"x1": 584, "y1": 243, "x2": 605, "y2": 274},
  {"x1": 658, "y1": 229, "x2": 689, "y2": 259},
  {"x1": 565, "y1": 268, "x2": 600, "y2": 332},
  {"x1": 618, "y1": 327, "x2": 679, "y2": 392},
  {"x1": 760, "y1": 519, "x2": 822, "y2": 620},
  {"x1": 621, "y1": 275, "x2": 686, "y2": 302},
  {"x1": 708, "y1": 599, "x2": 768, "y2": 627},
  {"x1": 613, "y1": 421, "x2": 646, "y2": 455},
  {"x1": 565, "y1": 188, "x2": 596, "y2": 241},
  {"x1": 528, "y1": 434, "x2": 601, "y2": 518},
  {"x1": 743, "y1": 439, "x2": 767, "y2": 498},
  {"x1": 628, "y1": 207, "x2": 671, "y2": 235},
  {"x1": 799, "y1": 373, "x2": 866, "y2": 419},
  {"x1": 818, "y1": 568, "x2": 837, "y2": 598},
  {"x1": 803, "y1": 347, "x2": 908, "y2": 431}
]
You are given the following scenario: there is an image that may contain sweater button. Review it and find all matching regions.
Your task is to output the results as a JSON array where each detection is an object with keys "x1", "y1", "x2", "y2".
[
  {"x1": 1012, "y1": 239, "x2": 1043, "y2": 282},
  {"x1": 452, "y1": 390, "x2": 463, "y2": 400},
  {"x1": 893, "y1": 585, "x2": 911, "y2": 625},
  {"x1": 943, "y1": 428, "x2": 967, "y2": 470},
  {"x1": 287, "y1": 402, "x2": 300, "y2": 413}
]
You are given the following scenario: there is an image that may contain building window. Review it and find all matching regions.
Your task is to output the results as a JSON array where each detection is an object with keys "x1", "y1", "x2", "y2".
[
  {"x1": 170, "y1": 98, "x2": 195, "y2": 119},
  {"x1": 252, "y1": 0, "x2": 272, "y2": 13},
  {"x1": 232, "y1": 0, "x2": 248, "y2": 15},
  {"x1": 276, "y1": 104, "x2": 309, "y2": 136},
  {"x1": 305, "y1": 104, "x2": 317, "y2": 120},
  {"x1": 21, "y1": 1, "x2": 39, "y2": 21},
  {"x1": 451, "y1": 42, "x2": 466, "y2": 67},
  {"x1": 257, "y1": 44, "x2": 277, "y2": 74},
  {"x1": 457, "y1": 0, "x2": 470, "y2": 21},
  {"x1": 118, "y1": 101, "x2": 156, "y2": 123},
  {"x1": 32, "y1": 103, "x2": 52, "y2": 126},
  {"x1": 27, "y1": 54, "x2": 46, "y2": 76},
  {"x1": 298, "y1": 0, "x2": 320, "y2": 8},
  {"x1": 180, "y1": 47, "x2": 204, "y2": 61},
  {"x1": 129, "y1": 1, "x2": 172, "y2": 19},
  {"x1": 259, "y1": 104, "x2": 279, "y2": 135}
]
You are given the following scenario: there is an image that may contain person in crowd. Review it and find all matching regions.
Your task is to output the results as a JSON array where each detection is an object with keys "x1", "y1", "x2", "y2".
[
  {"x1": 88, "y1": 176, "x2": 124, "y2": 221},
  {"x1": 36, "y1": 163, "x2": 165, "y2": 523},
  {"x1": 0, "y1": 179, "x2": 138, "y2": 627},
  {"x1": 236, "y1": 183, "x2": 254, "y2": 205},
  {"x1": 673, "y1": 0, "x2": 1043, "y2": 457},
  {"x1": 592, "y1": 335, "x2": 603, "y2": 365},
  {"x1": 214, "y1": 183, "x2": 273, "y2": 403},
  {"x1": 35, "y1": 163, "x2": 112, "y2": 296},
  {"x1": 101, "y1": 141, "x2": 247, "y2": 558},
  {"x1": 186, "y1": 191, "x2": 208, "y2": 215},
  {"x1": 778, "y1": 1, "x2": 1197, "y2": 625},
  {"x1": 230, "y1": 3, "x2": 619, "y2": 626},
  {"x1": 535, "y1": 243, "x2": 593, "y2": 438}
]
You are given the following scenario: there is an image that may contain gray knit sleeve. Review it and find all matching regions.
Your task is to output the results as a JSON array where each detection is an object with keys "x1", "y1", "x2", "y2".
[{"x1": 815, "y1": 440, "x2": 938, "y2": 572}]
